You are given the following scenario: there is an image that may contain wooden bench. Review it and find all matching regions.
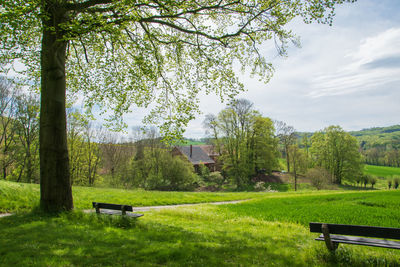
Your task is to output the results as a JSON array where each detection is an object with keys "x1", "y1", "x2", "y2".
[
  {"x1": 309, "y1": 222, "x2": 400, "y2": 251},
  {"x1": 92, "y1": 202, "x2": 143, "y2": 218}
]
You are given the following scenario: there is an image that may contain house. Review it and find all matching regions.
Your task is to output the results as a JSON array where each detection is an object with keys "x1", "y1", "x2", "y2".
[
  {"x1": 198, "y1": 145, "x2": 220, "y2": 162},
  {"x1": 172, "y1": 145, "x2": 216, "y2": 172}
]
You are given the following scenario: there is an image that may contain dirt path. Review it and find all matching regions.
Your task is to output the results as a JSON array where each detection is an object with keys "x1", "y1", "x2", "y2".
[
  {"x1": 84, "y1": 199, "x2": 249, "y2": 213},
  {"x1": 128, "y1": 199, "x2": 247, "y2": 212},
  {"x1": 0, "y1": 199, "x2": 249, "y2": 218}
]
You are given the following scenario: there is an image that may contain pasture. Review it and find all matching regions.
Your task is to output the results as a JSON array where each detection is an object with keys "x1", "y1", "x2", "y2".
[
  {"x1": 364, "y1": 164, "x2": 400, "y2": 178},
  {"x1": 1, "y1": 181, "x2": 400, "y2": 266}
]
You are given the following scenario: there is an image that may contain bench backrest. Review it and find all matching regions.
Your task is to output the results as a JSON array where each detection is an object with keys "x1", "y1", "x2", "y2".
[
  {"x1": 92, "y1": 202, "x2": 133, "y2": 212},
  {"x1": 310, "y1": 222, "x2": 400, "y2": 240}
]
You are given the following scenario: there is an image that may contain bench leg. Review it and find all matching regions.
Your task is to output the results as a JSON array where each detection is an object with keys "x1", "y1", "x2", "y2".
[
  {"x1": 121, "y1": 205, "x2": 126, "y2": 215},
  {"x1": 95, "y1": 203, "x2": 100, "y2": 214},
  {"x1": 322, "y1": 224, "x2": 339, "y2": 252}
]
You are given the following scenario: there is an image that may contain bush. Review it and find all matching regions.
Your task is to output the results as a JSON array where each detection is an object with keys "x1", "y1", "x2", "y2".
[
  {"x1": 198, "y1": 163, "x2": 211, "y2": 181},
  {"x1": 354, "y1": 175, "x2": 362, "y2": 187},
  {"x1": 393, "y1": 177, "x2": 400, "y2": 189},
  {"x1": 306, "y1": 167, "x2": 330, "y2": 190},
  {"x1": 208, "y1": 171, "x2": 224, "y2": 187},
  {"x1": 369, "y1": 176, "x2": 377, "y2": 188},
  {"x1": 128, "y1": 148, "x2": 199, "y2": 191},
  {"x1": 254, "y1": 181, "x2": 266, "y2": 192},
  {"x1": 362, "y1": 175, "x2": 370, "y2": 188}
]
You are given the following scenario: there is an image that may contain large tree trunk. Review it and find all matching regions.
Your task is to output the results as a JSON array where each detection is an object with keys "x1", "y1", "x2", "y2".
[{"x1": 39, "y1": 4, "x2": 73, "y2": 212}]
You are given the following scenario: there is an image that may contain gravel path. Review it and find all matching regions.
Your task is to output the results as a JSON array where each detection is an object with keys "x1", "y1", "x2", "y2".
[
  {"x1": 84, "y1": 199, "x2": 248, "y2": 213},
  {"x1": 0, "y1": 199, "x2": 249, "y2": 218},
  {"x1": 129, "y1": 199, "x2": 247, "y2": 212}
]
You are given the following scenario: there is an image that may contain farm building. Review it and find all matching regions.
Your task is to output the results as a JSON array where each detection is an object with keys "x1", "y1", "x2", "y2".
[{"x1": 172, "y1": 145, "x2": 218, "y2": 172}]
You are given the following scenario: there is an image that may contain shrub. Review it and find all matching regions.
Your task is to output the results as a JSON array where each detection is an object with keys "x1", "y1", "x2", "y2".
[
  {"x1": 129, "y1": 148, "x2": 199, "y2": 191},
  {"x1": 161, "y1": 156, "x2": 200, "y2": 191},
  {"x1": 208, "y1": 171, "x2": 224, "y2": 187},
  {"x1": 354, "y1": 175, "x2": 362, "y2": 187},
  {"x1": 393, "y1": 177, "x2": 400, "y2": 189},
  {"x1": 254, "y1": 181, "x2": 266, "y2": 192},
  {"x1": 369, "y1": 176, "x2": 377, "y2": 188},
  {"x1": 198, "y1": 163, "x2": 211, "y2": 181},
  {"x1": 362, "y1": 175, "x2": 370, "y2": 188},
  {"x1": 306, "y1": 167, "x2": 330, "y2": 190}
]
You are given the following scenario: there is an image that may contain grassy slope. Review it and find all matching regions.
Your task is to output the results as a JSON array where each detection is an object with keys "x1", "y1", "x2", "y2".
[
  {"x1": 1, "y1": 182, "x2": 400, "y2": 266},
  {"x1": 364, "y1": 164, "x2": 400, "y2": 178},
  {"x1": 220, "y1": 190, "x2": 400, "y2": 227},
  {"x1": 350, "y1": 125, "x2": 400, "y2": 149}
]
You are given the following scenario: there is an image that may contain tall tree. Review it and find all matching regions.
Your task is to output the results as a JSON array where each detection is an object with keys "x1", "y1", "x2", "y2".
[
  {"x1": 203, "y1": 114, "x2": 221, "y2": 154},
  {"x1": 251, "y1": 116, "x2": 279, "y2": 174},
  {"x1": 275, "y1": 120, "x2": 296, "y2": 172},
  {"x1": 83, "y1": 121, "x2": 101, "y2": 186},
  {"x1": 15, "y1": 92, "x2": 40, "y2": 183},
  {"x1": 1, "y1": 0, "x2": 354, "y2": 211},
  {"x1": 0, "y1": 78, "x2": 18, "y2": 180},
  {"x1": 288, "y1": 144, "x2": 307, "y2": 191},
  {"x1": 310, "y1": 125, "x2": 362, "y2": 184},
  {"x1": 211, "y1": 99, "x2": 278, "y2": 187}
]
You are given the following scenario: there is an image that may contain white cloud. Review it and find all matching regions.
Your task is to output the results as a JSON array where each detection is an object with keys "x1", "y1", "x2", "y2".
[{"x1": 309, "y1": 28, "x2": 400, "y2": 98}]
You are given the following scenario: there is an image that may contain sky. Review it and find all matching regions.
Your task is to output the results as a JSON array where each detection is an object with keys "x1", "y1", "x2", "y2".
[{"x1": 167, "y1": 0, "x2": 400, "y2": 138}]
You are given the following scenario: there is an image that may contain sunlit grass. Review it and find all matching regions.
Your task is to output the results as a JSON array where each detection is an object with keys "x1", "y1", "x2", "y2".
[
  {"x1": 1, "y1": 181, "x2": 400, "y2": 266},
  {"x1": 364, "y1": 164, "x2": 400, "y2": 178},
  {"x1": 220, "y1": 190, "x2": 400, "y2": 227},
  {"x1": 0, "y1": 180, "x2": 265, "y2": 213},
  {"x1": 1, "y1": 197, "x2": 399, "y2": 266}
]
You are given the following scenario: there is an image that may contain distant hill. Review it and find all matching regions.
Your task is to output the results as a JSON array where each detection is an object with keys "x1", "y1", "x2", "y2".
[
  {"x1": 349, "y1": 125, "x2": 400, "y2": 136},
  {"x1": 296, "y1": 125, "x2": 400, "y2": 149},
  {"x1": 295, "y1": 125, "x2": 400, "y2": 167},
  {"x1": 349, "y1": 125, "x2": 400, "y2": 150},
  {"x1": 175, "y1": 138, "x2": 208, "y2": 146}
]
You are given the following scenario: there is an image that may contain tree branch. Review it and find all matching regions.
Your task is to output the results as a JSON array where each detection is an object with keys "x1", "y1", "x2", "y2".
[{"x1": 65, "y1": 0, "x2": 113, "y2": 11}]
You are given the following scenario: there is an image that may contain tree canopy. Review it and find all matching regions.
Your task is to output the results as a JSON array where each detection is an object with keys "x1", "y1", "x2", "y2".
[
  {"x1": 204, "y1": 99, "x2": 279, "y2": 188},
  {"x1": 2, "y1": 0, "x2": 354, "y2": 136},
  {"x1": 310, "y1": 125, "x2": 362, "y2": 184}
]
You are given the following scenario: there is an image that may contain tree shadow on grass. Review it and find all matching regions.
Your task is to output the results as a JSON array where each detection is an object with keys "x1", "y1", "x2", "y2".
[
  {"x1": 0, "y1": 211, "x2": 310, "y2": 266},
  {"x1": 3, "y1": 210, "x2": 398, "y2": 266},
  {"x1": 338, "y1": 184, "x2": 377, "y2": 191}
]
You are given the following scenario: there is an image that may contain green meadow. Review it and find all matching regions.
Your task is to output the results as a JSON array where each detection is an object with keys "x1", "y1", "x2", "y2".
[
  {"x1": 0, "y1": 180, "x2": 262, "y2": 213},
  {"x1": 364, "y1": 164, "x2": 400, "y2": 178},
  {"x1": 1, "y1": 181, "x2": 400, "y2": 266}
]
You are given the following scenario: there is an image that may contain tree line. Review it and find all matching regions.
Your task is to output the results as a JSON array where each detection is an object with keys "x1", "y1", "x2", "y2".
[
  {"x1": 353, "y1": 126, "x2": 400, "y2": 168},
  {"x1": 1, "y1": 79, "x2": 199, "y2": 190},
  {"x1": 204, "y1": 99, "x2": 364, "y2": 190},
  {"x1": 362, "y1": 146, "x2": 400, "y2": 168},
  {"x1": 301, "y1": 126, "x2": 400, "y2": 168},
  {"x1": 1, "y1": 78, "x2": 39, "y2": 183},
  {"x1": 2, "y1": 80, "x2": 366, "y2": 192}
]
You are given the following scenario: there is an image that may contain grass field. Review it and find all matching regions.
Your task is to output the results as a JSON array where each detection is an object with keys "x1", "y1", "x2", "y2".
[
  {"x1": 0, "y1": 180, "x2": 264, "y2": 213},
  {"x1": 364, "y1": 164, "x2": 400, "y2": 178},
  {"x1": 1, "y1": 181, "x2": 400, "y2": 266}
]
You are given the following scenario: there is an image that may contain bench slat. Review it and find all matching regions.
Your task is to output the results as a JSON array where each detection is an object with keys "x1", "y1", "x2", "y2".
[
  {"x1": 92, "y1": 202, "x2": 133, "y2": 212},
  {"x1": 310, "y1": 222, "x2": 400, "y2": 240},
  {"x1": 315, "y1": 234, "x2": 400, "y2": 249}
]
